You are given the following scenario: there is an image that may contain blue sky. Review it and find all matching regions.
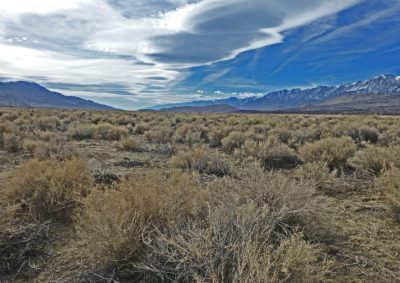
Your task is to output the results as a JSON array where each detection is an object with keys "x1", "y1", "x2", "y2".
[{"x1": 0, "y1": 0, "x2": 399, "y2": 109}]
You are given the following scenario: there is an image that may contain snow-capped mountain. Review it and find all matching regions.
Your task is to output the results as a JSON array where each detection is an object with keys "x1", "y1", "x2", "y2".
[{"x1": 151, "y1": 74, "x2": 400, "y2": 111}]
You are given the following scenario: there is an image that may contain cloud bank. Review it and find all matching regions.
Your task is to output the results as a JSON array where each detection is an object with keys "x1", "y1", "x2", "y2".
[{"x1": 0, "y1": 0, "x2": 361, "y2": 108}]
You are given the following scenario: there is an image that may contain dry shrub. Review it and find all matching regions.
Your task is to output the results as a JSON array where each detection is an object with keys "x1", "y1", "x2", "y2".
[
  {"x1": 145, "y1": 127, "x2": 173, "y2": 144},
  {"x1": 0, "y1": 202, "x2": 52, "y2": 281},
  {"x1": 73, "y1": 172, "x2": 208, "y2": 272},
  {"x1": 5, "y1": 158, "x2": 93, "y2": 221},
  {"x1": 24, "y1": 139, "x2": 59, "y2": 159},
  {"x1": 154, "y1": 143, "x2": 177, "y2": 156},
  {"x1": 344, "y1": 127, "x2": 362, "y2": 144},
  {"x1": 0, "y1": 120, "x2": 13, "y2": 133},
  {"x1": 3, "y1": 133, "x2": 22, "y2": 153},
  {"x1": 119, "y1": 137, "x2": 141, "y2": 152},
  {"x1": 131, "y1": 164, "x2": 330, "y2": 282},
  {"x1": 359, "y1": 127, "x2": 379, "y2": 143},
  {"x1": 295, "y1": 162, "x2": 336, "y2": 192},
  {"x1": 222, "y1": 131, "x2": 246, "y2": 153},
  {"x1": 376, "y1": 167, "x2": 400, "y2": 221},
  {"x1": 209, "y1": 129, "x2": 224, "y2": 148},
  {"x1": 171, "y1": 147, "x2": 232, "y2": 177},
  {"x1": 134, "y1": 122, "x2": 150, "y2": 134},
  {"x1": 237, "y1": 139, "x2": 300, "y2": 170},
  {"x1": 351, "y1": 146, "x2": 400, "y2": 175},
  {"x1": 174, "y1": 124, "x2": 204, "y2": 146},
  {"x1": 95, "y1": 123, "x2": 128, "y2": 141},
  {"x1": 0, "y1": 216, "x2": 51, "y2": 281},
  {"x1": 67, "y1": 123, "x2": 96, "y2": 140},
  {"x1": 300, "y1": 137, "x2": 356, "y2": 171},
  {"x1": 136, "y1": 222, "x2": 330, "y2": 282},
  {"x1": 37, "y1": 117, "x2": 60, "y2": 131}
]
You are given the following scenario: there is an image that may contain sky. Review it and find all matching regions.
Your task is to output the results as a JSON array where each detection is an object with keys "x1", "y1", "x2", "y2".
[{"x1": 0, "y1": 0, "x2": 399, "y2": 109}]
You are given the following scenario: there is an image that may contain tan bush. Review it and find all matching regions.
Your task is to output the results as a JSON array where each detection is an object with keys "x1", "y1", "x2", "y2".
[
  {"x1": 3, "y1": 133, "x2": 22, "y2": 153},
  {"x1": 132, "y1": 164, "x2": 330, "y2": 282},
  {"x1": 174, "y1": 123, "x2": 204, "y2": 146},
  {"x1": 376, "y1": 168, "x2": 400, "y2": 221},
  {"x1": 237, "y1": 139, "x2": 300, "y2": 170},
  {"x1": 0, "y1": 133, "x2": 4, "y2": 149},
  {"x1": 134, "y1": 122, "x2": 150, "y2": 134},
  {"x1": 37, "y1": 117, "x2": 60, "y2": 131},
  {"x1": 351, "y1": 146, "x2": 400, "y2": 175},
  {"x1": 171, "y1": 147, "x2": 232, "y2": 177},
  {"x1": 360, "y1": 127, "x2": 379, "y2": 143},
  {"x1": 300, "y1": 137, "x2": 356, "y2": 170},
  {"x1": 222, "y1": 131, "x2": 245, "y2": 153},
  {"x1": 5, "y1": 158, "x2": 93, "y2": 221},
  {"x1": 0, "y1": 120, "x2": 13, "y2": 134},
  {"x1": 24, "y1": 139, "x2": 50, "y2": 159},
  {"x1": 295, "y1": 162, "x2": 336, "y2": 192},
  {"x1": 67, "y1": 123, "x2": 96, "y2": 140},
  {"x1": 74, "y1": 172, "x2": 208, "y2": 270},
  {"x1": 145, "y1": 127, "x2": 173, "y2": 144},
  {"x1": 209, "y1": 129, "x2": 224, "y2": 148},
  {"x1": 119, "y1": 137, "x2": 141, "y2": 152},
  {"x1": 0, "y1": 203, "x2": 51, "y2": 280},
  {"x1": 95, "y1": 123, "x2": 128, "y2": 141}
]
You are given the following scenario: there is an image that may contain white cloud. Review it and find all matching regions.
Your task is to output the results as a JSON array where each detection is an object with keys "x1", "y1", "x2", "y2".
[
  {"x1": 0, "y1": 0, "x2": 92, "y2": 15},
  {"x1": 81, "y1": 0, "x2": 362, "y2": 69},
  {"x1": 0, "y1": 0, "x2": 363, "y2": 108},
  {"x1": 0, "y1": 42, "x2": 180, "y2": 93}
]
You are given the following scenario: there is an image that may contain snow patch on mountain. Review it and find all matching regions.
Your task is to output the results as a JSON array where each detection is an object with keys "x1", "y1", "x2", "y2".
[{"x1": 151, "y1": 74, "x2": 400, "y2": 110}]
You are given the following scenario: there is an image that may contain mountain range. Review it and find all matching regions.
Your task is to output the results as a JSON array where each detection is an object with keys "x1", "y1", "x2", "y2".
[
  {"x1": 0, "y1": 81, "x2": 114, "y2": 110},
  {"x1": 151, "y1": 74, "x2": 400, "y2": 113},
  {"x1": 1, "y1": 75, "x2": 400, "y2": 113}
]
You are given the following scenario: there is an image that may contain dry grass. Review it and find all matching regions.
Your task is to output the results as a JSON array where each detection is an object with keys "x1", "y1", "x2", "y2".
[
  {"x1": 67, "y1": 123, "x2": 96, "y2": 140},
  {"x1": 145, "y1": 126, "x2": 173, "y2": 144},
  {"x1": 222, "y1": 131, "x2": 246, "y2": 153},
  {"x1": 95, "y1": 123, "x2": 128, "y2": 141},
  {"x1": 351, "y1": 146, "x2": 400, "y2": 175},
  {"x1": 2, "y1": 108, "x2": 400, "y2": 282},
  {"x1": 0, "y1": 202, "x2": 51, "y2": 281},
  {"x1": 376, "y1": 167, "x2": 400, "y2": 221},
  {"x1": 72, "y1": 172, "x2": 208, "y2": 275},
  {"x1": 129, "y1": 164, "x2": 330, "y2": 282},
  {"x1": 170, "y1": 147, "x2": 232, "y2": 176},
  {"x1": 237, "y1": 139, "x2": 300, "y2": 170},
  {"x1": 119, "y1": 136, "x2": 141, "y2": 152},
  {"x1": 3, "y1": 133, "x2": 22, "y2": 152},
  {"x1": 300, "y1": 137, "x2": 356, "y2": 171},
  {"x1": 4, "y1": 158, "x2": 93, "y2": 221}
]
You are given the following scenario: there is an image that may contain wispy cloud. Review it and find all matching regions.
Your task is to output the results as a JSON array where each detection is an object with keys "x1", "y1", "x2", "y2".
[{"x1": 0, "y1": 0, "x2": 366, "y2": 108}]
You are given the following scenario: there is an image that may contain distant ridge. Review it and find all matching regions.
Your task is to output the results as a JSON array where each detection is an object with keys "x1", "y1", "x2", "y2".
[
  {"x1": 0, "y1": 81, "x2": 115, "y2": 110},
  {"x1": 160, "y1": 104, "x2": 238, "y2": 113},
  {"x1": 150, "y1": 74, "x2": 400, "y2": 112}
]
